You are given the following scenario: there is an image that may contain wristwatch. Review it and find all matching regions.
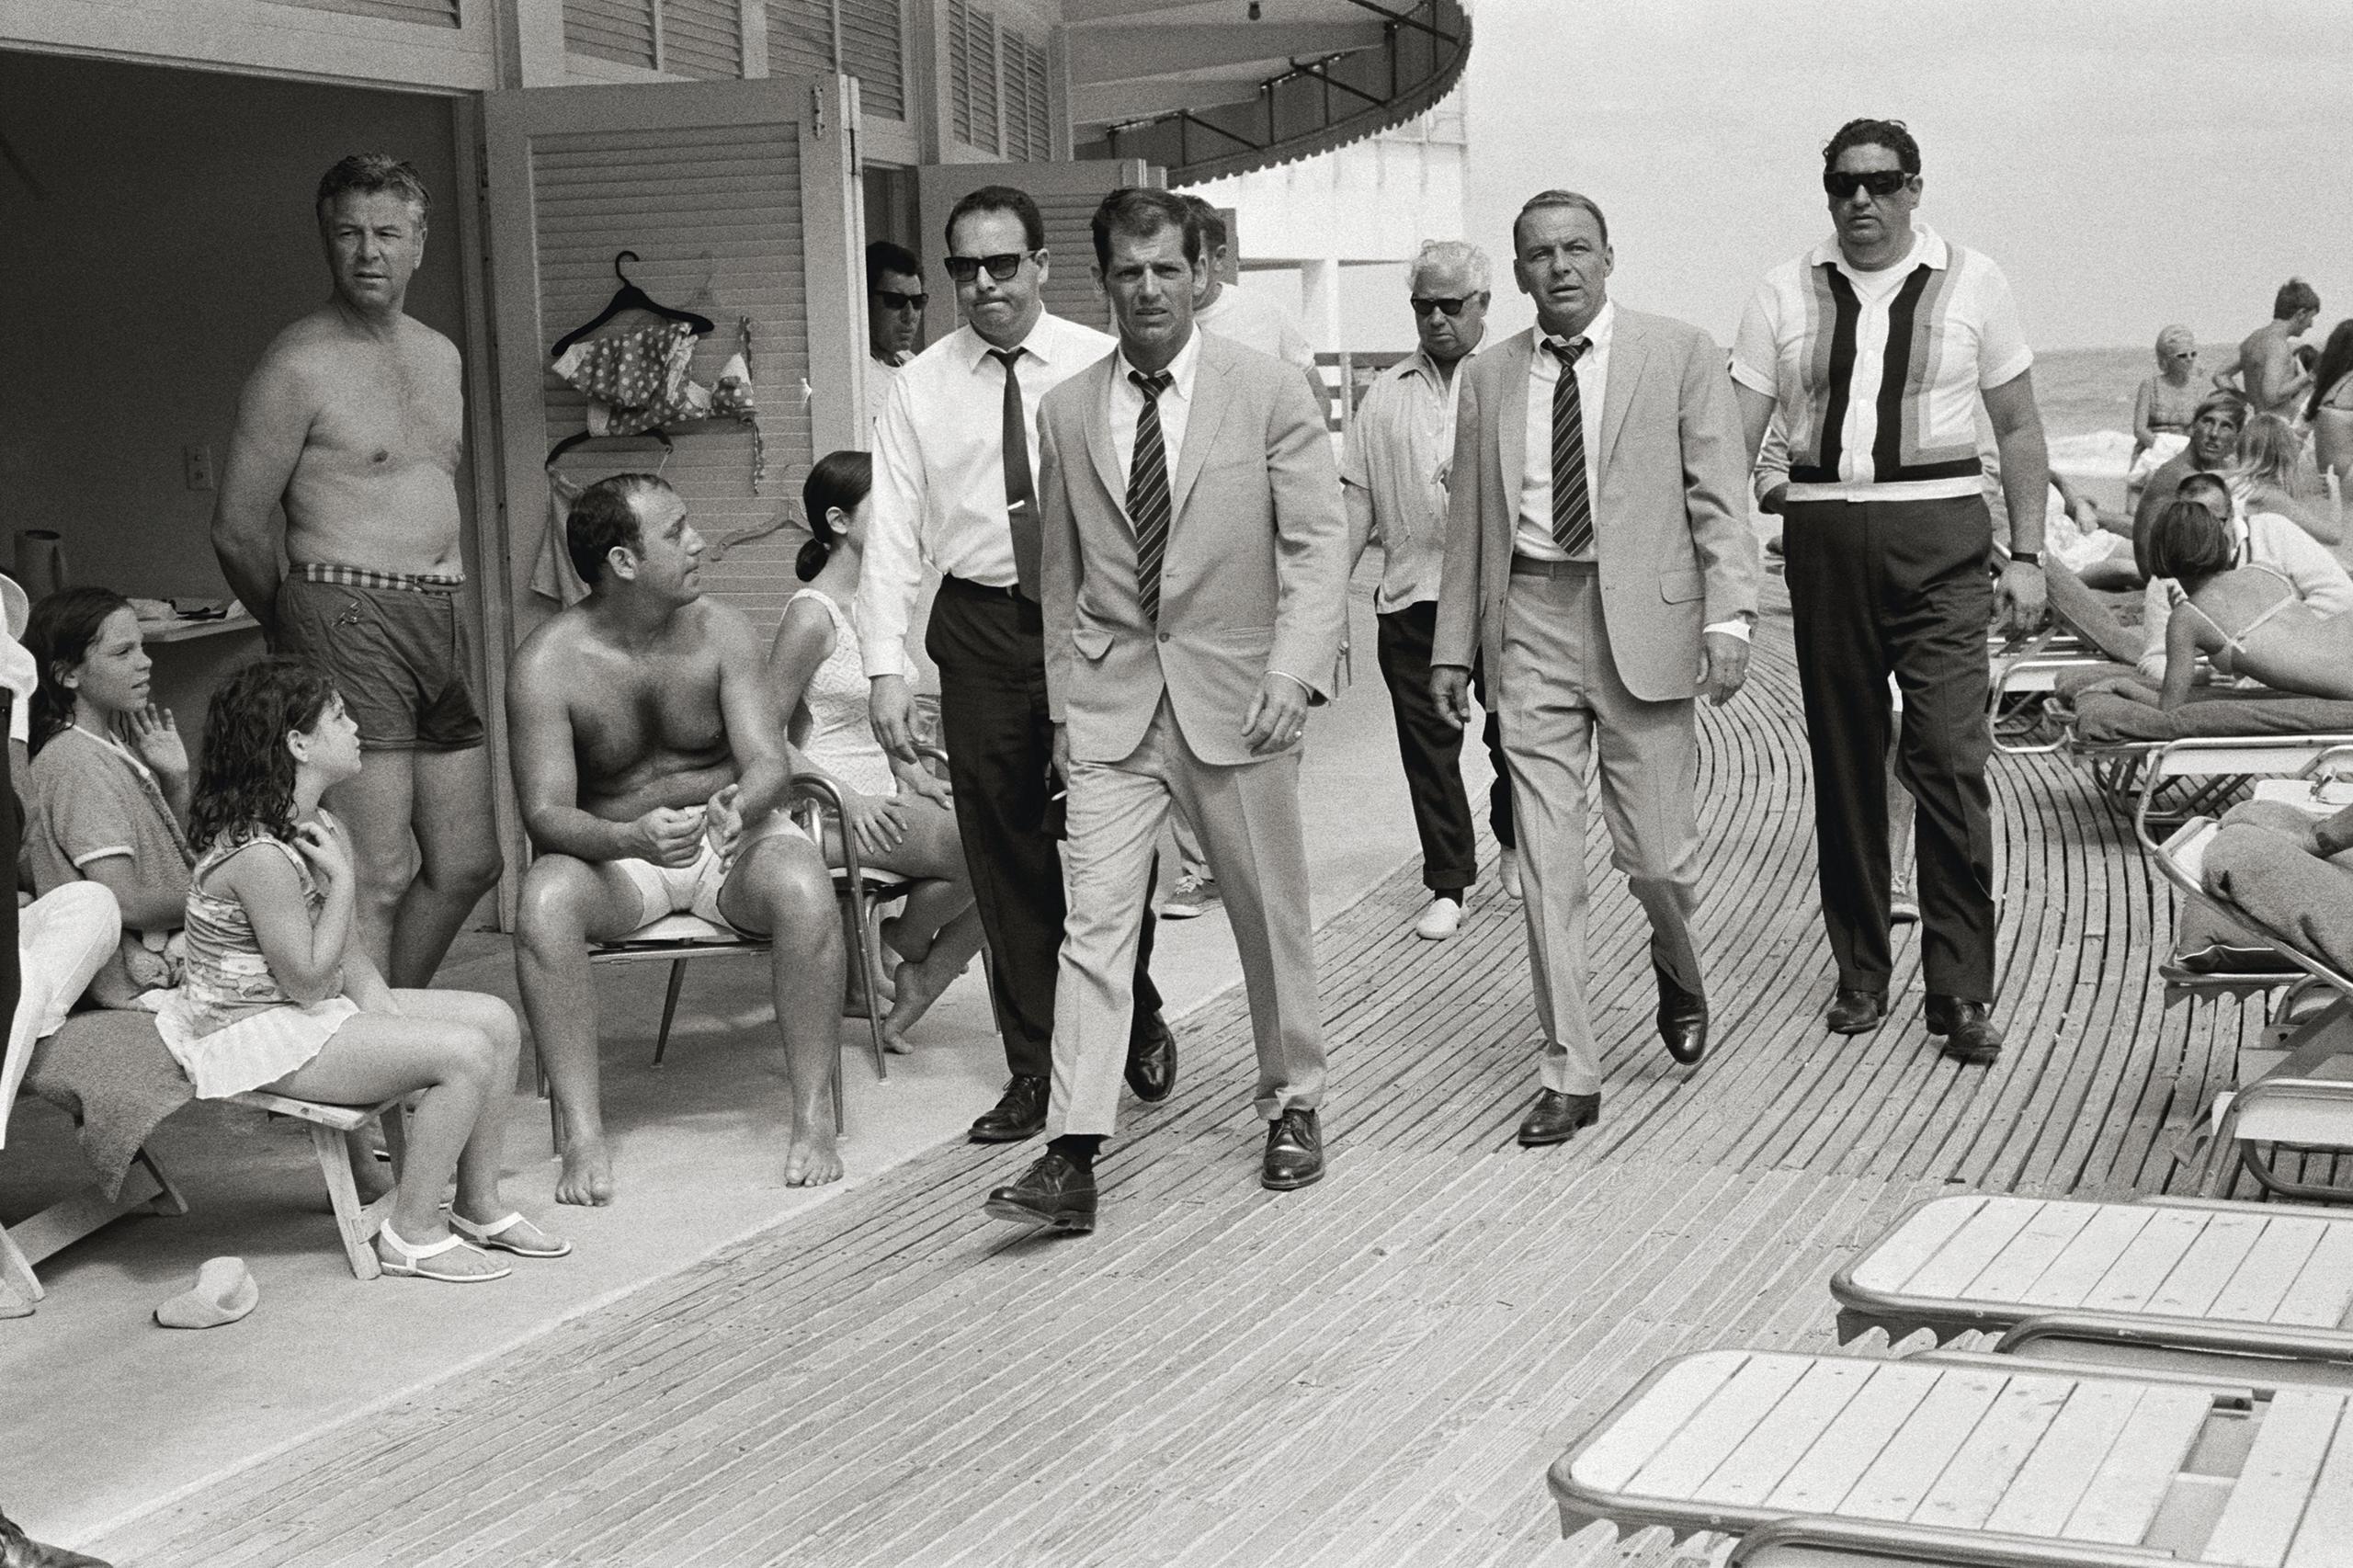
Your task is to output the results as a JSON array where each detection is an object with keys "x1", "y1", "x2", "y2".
[{"x1": 2010, "y1": 551, "x2": 2041, "y2": 567}]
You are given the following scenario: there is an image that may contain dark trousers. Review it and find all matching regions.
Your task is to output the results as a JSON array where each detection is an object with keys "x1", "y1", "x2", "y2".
[
  {"x1": 927, "y1": 579, "x2": 1161, "y2": 1079},
  {"x1": 1783, "y1": 495, "x2": 1997, "y2": 1002},
  {"x1": 1375, "y1": 599, "x2": 1515, "y2": 892}
]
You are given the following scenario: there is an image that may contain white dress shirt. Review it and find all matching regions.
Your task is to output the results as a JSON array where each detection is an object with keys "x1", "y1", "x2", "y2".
[
  {"x1": 1195, "y1": 279, "x2": 1313, "y2": 370},
  {"x1": 1515, "y1": 301, "x2": 1615, "y2": 562},
  {"x1": 1107, "y1": 326, "x2": 1203, "y2": 493},
  {"x1": 858, "y1": 311, "x2": 1117, "y2": 676}
]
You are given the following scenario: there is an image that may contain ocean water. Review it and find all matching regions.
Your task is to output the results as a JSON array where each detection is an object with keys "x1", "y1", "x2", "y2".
[{"x1": 2038, "y1": 344, "x2": 2150, "y2": 480}]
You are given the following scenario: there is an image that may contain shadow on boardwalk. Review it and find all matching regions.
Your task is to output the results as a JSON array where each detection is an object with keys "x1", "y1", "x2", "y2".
[{"x1": 92, "y1": 585, "x2": 2339, "y2": 1567}]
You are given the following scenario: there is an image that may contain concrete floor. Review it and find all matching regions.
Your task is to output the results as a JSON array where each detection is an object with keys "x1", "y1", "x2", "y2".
[{"x1": 2, "y1": 561, "x2": 1495, "y2": 1548}]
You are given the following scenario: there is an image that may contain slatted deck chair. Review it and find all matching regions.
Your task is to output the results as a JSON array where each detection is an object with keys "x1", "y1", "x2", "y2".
[
  {"x1": 1549, "y1": 1346, "x2": 2353, "y2": 1567},
  {"x1": 2143, "y1": 750, "x2": 2353, "y2": 1201},
  {"x1": 1830, "y1": 1193, "x2": 2353, "y2": 1387}
]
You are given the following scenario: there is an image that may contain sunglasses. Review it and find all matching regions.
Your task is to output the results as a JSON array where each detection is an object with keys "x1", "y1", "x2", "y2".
[
  {"x1": 1411, "y1": 296, "x2": 1475, "y2": 318},
  {"x1": 875, "y1": 289, "x2": 927, "y2": 312},
  {"x1": 944, "y1": 252, "x2": 1030, "y2": 283},
  {"x1": 1823, "y1": 168, "x2": 1911, "y2": 200}
]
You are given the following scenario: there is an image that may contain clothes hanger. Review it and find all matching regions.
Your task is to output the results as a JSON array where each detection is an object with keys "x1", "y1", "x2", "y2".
[
  {"x1": 549, "y1": 251, "x2": 717, "y2": 358},
  {"x1": 544, "y1": 428, "x2": 676, "y2": 469}
]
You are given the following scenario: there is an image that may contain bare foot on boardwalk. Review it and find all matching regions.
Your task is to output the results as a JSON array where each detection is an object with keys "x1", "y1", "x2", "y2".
[
  {"x1": 556, "y1": 1138, "x2": 615, "y2": 1206},
  {"x1": 785, "y1": 1120, "x2": 843, "y2": 1186},
  {"x1": 881, "y1": 958, "x2": 958, "y2": 1053},
  {"x1": 880, "y1": 915, "x2": 931, "y2": 966}
]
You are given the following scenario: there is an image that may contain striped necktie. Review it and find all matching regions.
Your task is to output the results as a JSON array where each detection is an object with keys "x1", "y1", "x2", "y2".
[
  {"x1": 1548, "y1": 335, "x2": 1594, "y2": 557},
  {"x1": 1128, "y1": 369, "x2": 1174, "y2": 620}
]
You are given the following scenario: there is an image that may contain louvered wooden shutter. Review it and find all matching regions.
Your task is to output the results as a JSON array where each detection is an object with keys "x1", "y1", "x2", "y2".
[
  {"x1": 767, "y1": 0, "x2": 831, "y2": 79},
  {"x1": 662, "y1": 0, "x2": 742, "y2": 78},
  {"x1": 836, "y1": 0, "x2": 904, "y2": 120},
  {"x1": 1000, "y1": 33, "x2": 1033, "y2": 160},
  {"x1": 1022, "y1": 34, "x2": 1051, "y2": 159},
  {"x1": 967, "y1": 8, "x2": 999, "y2": 153},
  {"x1": 565, "y1": 0, "x2": 655, "y2": 68},
  {"x1": 265, "y1": 0, "x2": 460, "y2": 23},
  {"x1": 487, "y1": 79, "x2": 862, "y2": 643},
  {"x1": 948, "y1": 0, "x2": 974, "y2": 146}
]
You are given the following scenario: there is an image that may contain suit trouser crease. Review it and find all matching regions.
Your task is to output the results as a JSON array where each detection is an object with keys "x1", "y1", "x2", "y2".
[
  {"x1": 1050, "y1": 697, "x2": 1327, "y2": 1139},
  {"x1": 927, "y1": 585, "x2": 1161, "y2": 1080},
  {"x1": 1498, "y1": 570, "x2": 1703, "y2": 1097},
  {"x1": 1783, "y1": 496, "x2": 1997, "y2": 1001},
  {"x1": 1376, "y1": 598, "x2": 1516, "y2": 892}
]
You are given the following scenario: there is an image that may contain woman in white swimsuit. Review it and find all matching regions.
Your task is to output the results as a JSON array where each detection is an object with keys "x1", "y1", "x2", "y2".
[
  {"x1": 2145, "y1": 497, "x2": 2353, "y2": 710},
  {"x1": 767, "y1": 450, "x2": 983, "y2": 1049}
]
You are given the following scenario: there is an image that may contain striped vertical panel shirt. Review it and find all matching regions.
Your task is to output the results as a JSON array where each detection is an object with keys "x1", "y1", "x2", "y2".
[{"x1": 1731, "y1": 225, "x2": 2032, "y2": 505}]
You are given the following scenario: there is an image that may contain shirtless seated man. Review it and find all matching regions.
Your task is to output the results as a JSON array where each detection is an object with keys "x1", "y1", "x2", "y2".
[{"x1": 509, "y1": 474, "x2": 847, "y2": 1202}]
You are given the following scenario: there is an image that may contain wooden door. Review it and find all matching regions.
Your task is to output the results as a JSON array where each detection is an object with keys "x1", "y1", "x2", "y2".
[{"x1": 913, "y1": 158, "x2": 1154, "y2": 345}]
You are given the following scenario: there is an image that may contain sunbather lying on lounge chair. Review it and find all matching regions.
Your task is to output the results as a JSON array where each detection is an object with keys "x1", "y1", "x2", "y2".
[
  {"x1": 2141, "y1": 497, "x2": 2353, "y2": 709},
  {"x1": 2203, "y1": 795, "x2": 2353, "y2": 976}
]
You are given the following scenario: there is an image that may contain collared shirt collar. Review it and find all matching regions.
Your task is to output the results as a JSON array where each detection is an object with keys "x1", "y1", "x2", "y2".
[
  {"x1": 1400, "y1": 337, "x2": 1480, "y2": 386},
  {"x1": 1112, "y1": 324, "x2": 1203, "y2": 401},
  {"x1": 953, "y1": 310, "x2": 1081, "y2": 375},
  {"x1": 1805, "y1": 222, "x2": 1949, "y2": 275},
  {"x1": 1537, "y1": 299, "x2": 1616, "y2": 361}
]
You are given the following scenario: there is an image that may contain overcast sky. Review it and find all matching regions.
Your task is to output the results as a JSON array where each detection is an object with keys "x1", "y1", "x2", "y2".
[{"x1": 1459, "y1": 0, "x2": 2352, "y2": 350}]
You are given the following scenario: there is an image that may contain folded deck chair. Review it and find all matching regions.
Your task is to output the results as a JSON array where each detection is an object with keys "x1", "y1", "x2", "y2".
[
  {"x1": 1831, "y1": 1193, "x2": 2353, "y2": 1387},
  {"x1": 1550, "y1": 1346, "x2": 2353, "y2": 1566}
]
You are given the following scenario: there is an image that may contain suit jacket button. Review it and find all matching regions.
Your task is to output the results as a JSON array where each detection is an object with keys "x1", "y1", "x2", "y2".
[{"x1": 1157, "y1": 632, "x2": 1171, "y2": 643}]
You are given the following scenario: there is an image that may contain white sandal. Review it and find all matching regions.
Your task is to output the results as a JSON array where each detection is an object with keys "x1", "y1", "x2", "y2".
[
  {"x1": 449, "y1": 1210, "x2": 573, "y2": 1258},
  {"x1": 376, "y1": 1221, "x2": 511, "y2": 1283}
]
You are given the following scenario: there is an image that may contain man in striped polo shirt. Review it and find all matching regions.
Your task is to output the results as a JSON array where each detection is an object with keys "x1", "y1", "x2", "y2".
[{"x1": 1732, "y1": 119, "x2": 2052, "y2": 1066}]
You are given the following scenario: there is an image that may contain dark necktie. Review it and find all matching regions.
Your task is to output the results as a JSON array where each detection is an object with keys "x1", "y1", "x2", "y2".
[
  {"x1": 1128, "y1": 369, "x2": 1175, "y2": 621},
  {"x1": 1548, "y1": 336, "x2": 1594, "y2": 557},
  {"x1": 988, "y1": 347, "x2": 1040, "y2": 599}
]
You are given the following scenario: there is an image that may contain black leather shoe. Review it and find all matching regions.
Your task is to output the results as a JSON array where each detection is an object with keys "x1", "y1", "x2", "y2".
[
  {"x1": 982, "y1": 1153, "x2": 1097, "y2": 1233},
  {"x1": 1262, "y1": 1108, "x2": 1324, "y2": 1190},
  {"x1": 1124, "y1": 1011, "x2": 1177, "y2": 1103},
  {"x1": 968, "y1": 1074, "x2": 1049, "y2": 1142},
  {"x1": 1825, "y1": 987, "x2": 1888, "y2": 1035},
  {"x1": 1517, "y1": 1089, "x2": 1600, "y2": 1147},
  {"x1": 1925, "y1": 994, "x2": 2005, "y2": 1064},
  {"x1": 1655, "y1": 964, "x2": 1709, "y2": 1066}
]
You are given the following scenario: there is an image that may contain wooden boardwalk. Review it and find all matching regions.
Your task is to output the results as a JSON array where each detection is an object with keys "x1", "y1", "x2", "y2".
[{"x1": 93, "y1": 587, "x2": 2338, "y2": 1567}]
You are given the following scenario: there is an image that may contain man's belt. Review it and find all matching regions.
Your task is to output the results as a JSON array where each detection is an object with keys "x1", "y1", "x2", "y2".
[
  {"x1": 292, "y1": 562, "x2": 464, "y2": 595},
  {"x1": 1510, "y1": 555, "x2": 1597, "y2": 577}
]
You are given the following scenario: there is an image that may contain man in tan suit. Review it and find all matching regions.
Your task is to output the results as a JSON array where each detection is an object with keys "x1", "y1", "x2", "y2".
[
  {"x1": 1432, "y1": 190, "x2": 1758, "y2": 1148},
  {"x1": 983, "y1": 187, "x2": 1350, "y2": 1233}
]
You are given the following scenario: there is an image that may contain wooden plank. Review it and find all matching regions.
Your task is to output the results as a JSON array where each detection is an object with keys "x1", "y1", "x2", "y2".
[
  {"x1": 1984, "y1": 1380, "x2": 2145, "y2": 1537},
  {"x1": 2147, "y1": 1210, "x2": 2268, "y2": 1318},
  {"x1": 2082, "y1": 1206, "x2": 2209, "y2": 1312},
  {"x1": 1961, "y1": 1199, "x2": 2100, "y2": 1301},
  {"x1": 2206, "y1": 1389, "x2": 2344, "y2": 1568},
  {"x1": 2017, "y1": 1202, "x2": 2156, "y2": 1308},
  {"x1": 1623, "y1": 1351, "x2": 1813, "y2": 1498},
  {"x1": 1842, "y1": 1366, "x2": 2009, "y2": 1521},
  {"x1": 1895, "y1": 1197, "x2": 2044, "y2": 1299},
  {"x1": 1909, "y1": 1369, "x2": 2075, "y2": 1532},
  {"x1": 1563, "y1": 1352, "x2": 1750, "y2": 1496},
  {"x1": 1763, "y1": 1361, "x2": 1943, "y2": 1514},
  {"x1": 2062, "y1": 1386, "x2": 2212, "y2": 1545},
  {"x1": 1700, "y1": 1356, "x2": 1877, "y2": 1506},
  {"x1": 2276, "y1": 1222, "x2": 2353, "y2": 1328},
  {"x1": 2285, "y1": 1400, "x2": 2353, "y2": 1568},
  {"x1": 1846, "y1": 1195, "x2": 1989, "y2": 1294},
  {"x1": 2207, "y1": 1215, "x2": 2328, "y2": 1322}
]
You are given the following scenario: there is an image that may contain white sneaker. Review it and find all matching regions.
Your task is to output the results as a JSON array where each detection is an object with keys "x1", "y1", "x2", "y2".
[
  {"x1": 1499, "y1": 846, "x2": 1523, "y2": 901},
  {"x1": 1160, "y1": 870, "x2": 1221, "y2": 920},
  {"x1": 1415, "y1": 895, "x2": 1463, "y2": 940}
]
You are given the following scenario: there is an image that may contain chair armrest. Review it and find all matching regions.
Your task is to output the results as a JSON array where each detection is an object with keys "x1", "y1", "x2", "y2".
[
  {"x1": 1995, "y1": 1309, "x2": 2353, "y2": 1365},
  {"x1": 1732, "y1": 1516, "x2": 2174, "y2": 1567},
  {"x1": 787, "y1": 770, "x2": 864, "y2": 883}
]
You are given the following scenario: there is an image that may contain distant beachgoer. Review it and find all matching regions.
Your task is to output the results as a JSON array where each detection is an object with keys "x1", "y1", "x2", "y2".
[
  {"x1": 2232, "y1": 411, "x2": 2339, "y2": 547},
  {"x1": 2134, "y1": 391, "x2": 2247, "y2": 542},
  {"x1": 2127, "y1": 325, "x2": 2200, "y2": 500},
  {"x1": 2143, "y1": 497, "x2": 2353, "y2": 708},
  {"x1": 2307, "y1": 318, "x2": 2353, "y2": 494},
  {"x1": 2212, "y1": 278, "x2": 2321, "y2": 420}
]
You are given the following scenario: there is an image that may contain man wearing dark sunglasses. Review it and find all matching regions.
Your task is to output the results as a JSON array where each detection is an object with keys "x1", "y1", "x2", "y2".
[
  {"x1": 1732, "y1": 117, "x2": 2053, "y2": 1067},
  {"x1": 864, "y1": 239, "x2": 926, "y2": 428},
  {"x1": 858, "y1": 185, "x2": 1177, "y2": 1147}
]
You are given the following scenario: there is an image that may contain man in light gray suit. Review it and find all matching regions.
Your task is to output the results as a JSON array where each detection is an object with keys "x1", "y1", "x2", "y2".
[
  {"x1": 983, "y1": 187, "x2": 1350, "y2": 1233},
  {"x1": 1432, "y1": 190, "x2": 1759, "y2": 1149}
]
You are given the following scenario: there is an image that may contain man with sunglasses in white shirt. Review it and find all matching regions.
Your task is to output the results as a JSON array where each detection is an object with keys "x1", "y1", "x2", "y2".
[
  {"x1": 1733, "y1": 118, "x2": 2053, "y2": 1067},
  {"x1": 864, "y1": 240, "x2": 926, "y2": 428},
  {"x1": 861, "y1": 186, "x2": 1176, "y2": 1146}
]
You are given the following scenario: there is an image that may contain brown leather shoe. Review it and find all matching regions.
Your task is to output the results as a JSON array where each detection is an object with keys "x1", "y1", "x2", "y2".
[
  {"x1": 982, "y1": 1153, "x2": 1097, "y2": 1233},
  {"x1": 1655, "y1": 964, "x2": 1708, "y2": 1066},
  {"x1": 968, "y1": 1074, "x2": 1049, "y2": 1142},
  {"x1": 1925, "y1": 994, "x2": 2004, "y2": 1065},
  {"x1": 1124, "y1": 1011, "x2": 1177, "y2": 1103},
  {"x1": 0, "y1": 1507, "x2": 111, "y2": 1568},
  {"x1": 1261, "y1": 1108, "x2": 1324, "y2": 1190},
  {"x1": 1518, "y1": 1089, "x2": 1600, "y2": 1147},
  {"x1": 1825, "y1": 987, "x2": 1887, "y2": 1035}
]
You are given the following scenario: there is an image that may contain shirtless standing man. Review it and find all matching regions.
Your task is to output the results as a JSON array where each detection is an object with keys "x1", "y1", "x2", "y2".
[
  {"x1": 214, "y1": 153, "x2": 502, "y2": 990},
  {"x1": 509, "y1": 474, "x2": 847, "y2": 1201},
  {"x1": 2214, "y1": 278, "x2": 2321, "y2": 420}
]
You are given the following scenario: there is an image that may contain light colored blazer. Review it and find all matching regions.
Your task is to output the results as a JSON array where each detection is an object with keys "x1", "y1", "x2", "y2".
[
  {"x1": 1039, "y1": 330, "x2": 1349, "y2": 767},
  {"x1": 1431, "y1": 312, "x2": 1758, "y2": 704}
]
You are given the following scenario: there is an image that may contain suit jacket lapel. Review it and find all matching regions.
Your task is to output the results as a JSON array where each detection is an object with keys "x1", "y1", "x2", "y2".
[
  {"x1": 1080, "y1": 357, "x2": 1127, "y2": 525},
  {"x1": 1496, "y1": 329, "x2": 1533, "y2": 506},
  {"x1": 1169, "y1": 336, "x2": 1228, "y2": 526},
  {"x1": 1598, "y1": 312, "x2": 1647, "y2": 478}
]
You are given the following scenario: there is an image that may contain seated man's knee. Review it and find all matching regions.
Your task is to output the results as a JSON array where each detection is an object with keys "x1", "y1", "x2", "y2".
[
  {"x1": 517, "y1": 858, "x2": 601, "y2": 956},
  {"x1": 745, "y1": 838, "x2": 840, "y2": 941}
]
